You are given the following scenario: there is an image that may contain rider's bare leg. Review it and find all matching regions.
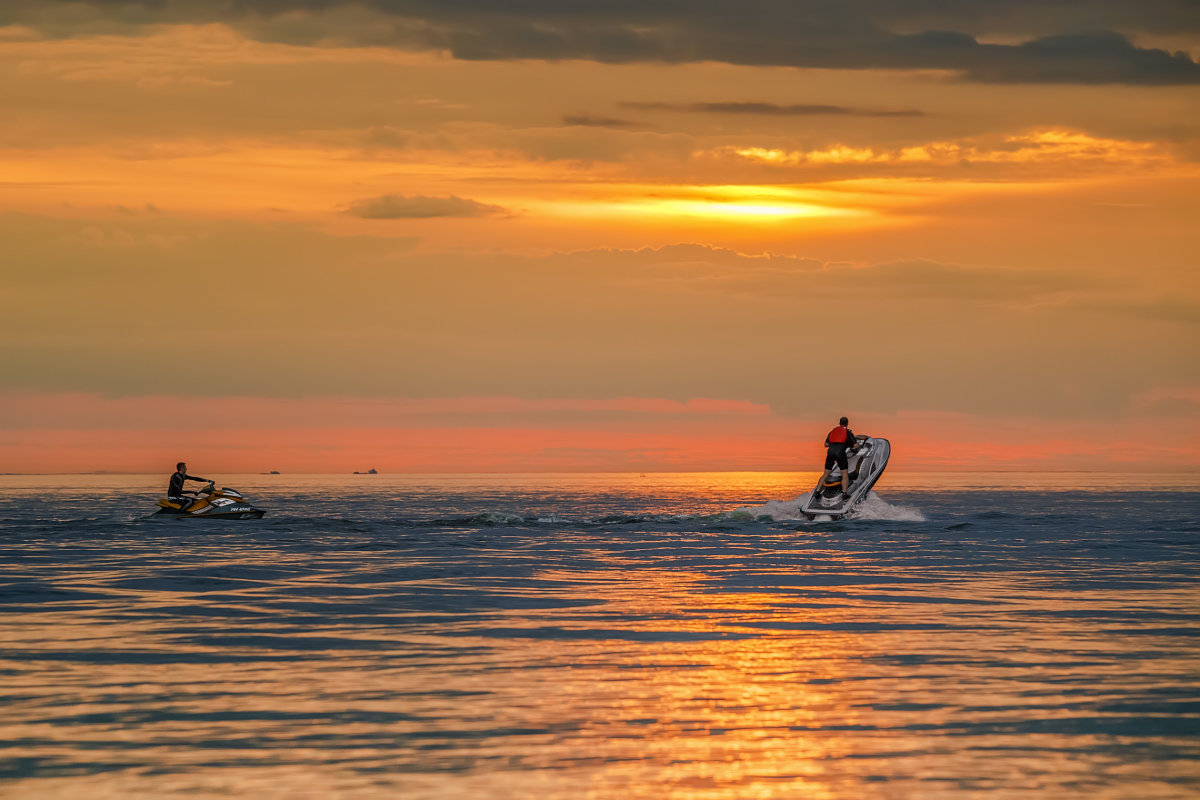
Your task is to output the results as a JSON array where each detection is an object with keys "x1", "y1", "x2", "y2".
[{"x1": 819, "y1": 469, "x2": 833, "y2": 490}]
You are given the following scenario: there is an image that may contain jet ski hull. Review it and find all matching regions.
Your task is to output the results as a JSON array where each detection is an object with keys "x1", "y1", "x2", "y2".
[
  {"x1": 801, "y1": 437, "x2": 890, "y2": 520},
  {"x1": 153, "y1": 507, "x2": 265, "y2": 520}
]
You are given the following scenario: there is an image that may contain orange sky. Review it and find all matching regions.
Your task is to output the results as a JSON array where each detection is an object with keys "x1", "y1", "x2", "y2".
[{"x1": 1, "y1": 2, "x2": 1198, "y2": 473}]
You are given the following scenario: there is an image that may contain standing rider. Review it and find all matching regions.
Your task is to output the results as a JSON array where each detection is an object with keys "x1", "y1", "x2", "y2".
[
  {"x1": 820, "y1": 417, "x2": 859, "y2": 496},
  {"x1": 169, "y1": 462, "x2": 209, "y2": 510}
]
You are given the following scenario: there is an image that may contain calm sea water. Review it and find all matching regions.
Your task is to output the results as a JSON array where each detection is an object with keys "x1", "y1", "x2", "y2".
[{"x1": 1, "y1": 472, "x2": 1198, "y2": 799}]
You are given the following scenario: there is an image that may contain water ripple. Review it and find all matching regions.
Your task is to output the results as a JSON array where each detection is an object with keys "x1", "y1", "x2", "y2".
[{"x1": 1, "y1": 476, "x2": 1197, "y2": 798}]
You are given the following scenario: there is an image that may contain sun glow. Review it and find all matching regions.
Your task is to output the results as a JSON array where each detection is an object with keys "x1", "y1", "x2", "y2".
[
  {"x1": 539, "y1": 184, "x2": 875, "y2": 223},
  {"x1": 625, "y1": 198, "x2": 860, "y2": 220}
]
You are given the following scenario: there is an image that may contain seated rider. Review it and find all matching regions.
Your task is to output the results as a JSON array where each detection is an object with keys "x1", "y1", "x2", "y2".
[
  {"x1": 168, "y1": 461, "x2": 209, "y2": 509},
  {"x1": 820, "y1": 417, "x2": 859, "y2": 496}
]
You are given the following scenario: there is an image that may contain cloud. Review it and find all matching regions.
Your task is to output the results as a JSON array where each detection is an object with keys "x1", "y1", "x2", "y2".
[
  {"x1": 4, "y1": 1, "x2": 1198, "y2": 85},
  {"x1": 562, "y1": 113, "x2": 640, "y2": 128},
  {"x1": 719, "y1": 128, "x2": 1175, "y2": 175},
  {"x1": 968, "y1": 30, "x2": 1200, "y2": 85},
  {"x1": 622, "y1": 102, "x2": 924, "y2": 117},
  {"x1": 341, "y1": 193, "x2": 507, "y2": 219}
]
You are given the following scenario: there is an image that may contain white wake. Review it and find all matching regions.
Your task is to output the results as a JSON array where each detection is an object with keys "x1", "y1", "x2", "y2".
[
  {"x1": 733, "y1": 491, "x2": 925, "y2": 523},
  {"x1": 844, "y1": 492, "x2": 926, "y2": 522}
]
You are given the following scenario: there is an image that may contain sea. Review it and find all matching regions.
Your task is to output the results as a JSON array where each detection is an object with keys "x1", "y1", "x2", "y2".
[{"x1": 1, "y1": 472, "x2": 1198, "y2": 799}]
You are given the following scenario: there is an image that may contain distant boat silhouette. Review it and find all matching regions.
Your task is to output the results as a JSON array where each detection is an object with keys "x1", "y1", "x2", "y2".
[{"x1": 353, "y1": 469, "x2": 379, "y2": 474}]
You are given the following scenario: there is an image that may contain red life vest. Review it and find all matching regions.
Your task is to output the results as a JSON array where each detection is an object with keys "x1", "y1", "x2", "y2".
[{"x1": 827, "y1": 425, "x2": 850, "y2": 444}]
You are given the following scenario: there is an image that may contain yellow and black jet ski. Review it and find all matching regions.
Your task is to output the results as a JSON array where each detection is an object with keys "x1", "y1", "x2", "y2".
[{"x1": 155, "y1": 482, "x2": 266, "y2": 520}]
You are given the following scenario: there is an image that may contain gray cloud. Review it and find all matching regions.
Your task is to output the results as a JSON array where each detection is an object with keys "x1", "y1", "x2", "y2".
[
  {"x1": 342, "y1": 194, "x2": 507, "y2": 219},
  {"x1": 622, "y1": 102, "x2": 925, "y2": 117},
  {"x1": 964, "y1": 31, "x2": 1200, "y2": 84},
  {"x1": 562, "y1": 114, "x2": 640, "y2": 128},
  {"x1": 3, "y1": 1, "x2": 1198, "y2": 85}
]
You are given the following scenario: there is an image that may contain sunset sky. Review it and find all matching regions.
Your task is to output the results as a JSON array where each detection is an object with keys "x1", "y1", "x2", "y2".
[{"x1": 2, "y1": 0, "x2": 1198, "y2": 473}]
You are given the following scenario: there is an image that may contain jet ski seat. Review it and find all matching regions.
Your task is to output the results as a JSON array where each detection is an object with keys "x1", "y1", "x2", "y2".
[{"x1": 822, "y1": 458, "x2": 864, "y2": 489}]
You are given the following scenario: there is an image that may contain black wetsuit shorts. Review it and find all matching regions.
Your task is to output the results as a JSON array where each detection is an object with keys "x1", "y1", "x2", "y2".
[{"x1": 825, "y1": 445, "x2": 850, "y2": 471}]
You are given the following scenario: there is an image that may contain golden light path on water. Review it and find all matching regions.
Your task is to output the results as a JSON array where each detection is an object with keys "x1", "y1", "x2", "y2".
[{"x1": 1, "y1": 473, "x2": 1198, "y2": 798}]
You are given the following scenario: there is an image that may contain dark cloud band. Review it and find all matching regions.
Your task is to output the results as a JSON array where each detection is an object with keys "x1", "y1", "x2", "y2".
[
  {"x1": 621, "y1": 102, "x2": 925, "y2": 117},
  {"x1": 562, "y1": 114, "x2": 641, "y2": 128},
  {"x1": 3, "y1": 0, "x2": 1198, "y2": 85}
]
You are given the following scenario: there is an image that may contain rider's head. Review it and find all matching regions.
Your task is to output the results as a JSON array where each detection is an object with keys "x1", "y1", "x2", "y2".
[
  {"x1": 839, "y1": 417, "x2": 848, "y2": 426},
  {"x1": 176, "y1": 461, "x2": 186, "y2": 472}
]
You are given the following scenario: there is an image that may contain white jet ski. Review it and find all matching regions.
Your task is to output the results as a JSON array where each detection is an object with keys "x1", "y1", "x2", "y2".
[{"x1": 800, "y1": 436, "x2": 890, "y2": 520}]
